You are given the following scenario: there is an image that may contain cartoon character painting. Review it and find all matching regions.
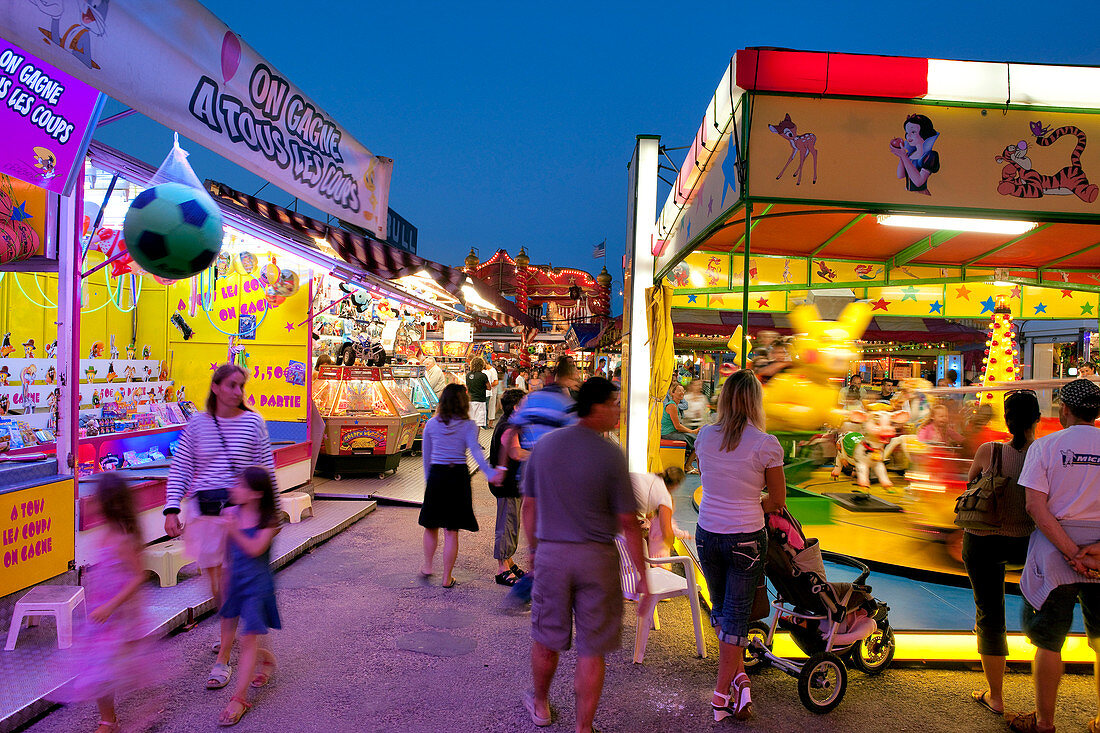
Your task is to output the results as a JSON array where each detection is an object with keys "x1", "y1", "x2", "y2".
[
  {"x1": 768, "y1": 114, "x2": 818, "y2": 185},
  {"x1": 889, "y1": 114, "x2": 940, "y2": 195},
  {"x1": 668, "y1": 263, "x2": 690, "y2": 287},
  {"x1": 32, "y1": 148, "x2": 57, "y2": 178},
  {"x1": 996, "y1": 122, "x2": 1099, "y2": 203},
  {"x1": 31, "y1": 0, "x2": 111, "y2": 70},
  {"x1": 815, "y1": 260, "x2": 837, "y2": 282},
  {"x1": 854, "y1": 265, "x2": 883, "y2": 280}
]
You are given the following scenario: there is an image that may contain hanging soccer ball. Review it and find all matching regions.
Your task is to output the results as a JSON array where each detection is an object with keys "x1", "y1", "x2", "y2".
[{"x1": 122, "y1": 183, "x2": 223, "y2": 280}]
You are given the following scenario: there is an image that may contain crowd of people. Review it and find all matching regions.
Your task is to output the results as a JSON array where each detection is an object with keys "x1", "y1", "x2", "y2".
[{"x1": 50, "y1": 342, "x2": 1100, "y2": 732}]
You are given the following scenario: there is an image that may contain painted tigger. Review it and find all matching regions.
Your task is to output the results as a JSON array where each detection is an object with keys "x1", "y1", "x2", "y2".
[{"x1": 996, "y1": 125, "x2": 1099, "y2": 203}]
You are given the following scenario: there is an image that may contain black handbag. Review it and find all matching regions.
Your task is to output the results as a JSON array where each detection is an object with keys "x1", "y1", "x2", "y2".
[{"x1": 954, "y1": 443, "x2": 1009, "y2": 531}]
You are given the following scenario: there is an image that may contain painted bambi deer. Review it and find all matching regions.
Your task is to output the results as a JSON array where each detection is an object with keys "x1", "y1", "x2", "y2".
[{"x1": 769, "y1": 113, "x2": 818, "y2": 185}]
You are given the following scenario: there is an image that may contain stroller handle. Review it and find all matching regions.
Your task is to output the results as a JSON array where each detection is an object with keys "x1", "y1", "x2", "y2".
[{"x1": 820, "y1": 550, "x2": 871, "y2": 586}]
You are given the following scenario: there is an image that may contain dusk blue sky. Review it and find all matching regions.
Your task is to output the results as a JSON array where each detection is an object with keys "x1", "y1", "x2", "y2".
[{"x1": 91, "y1": 1, "x2": 1100, "y2": 313}]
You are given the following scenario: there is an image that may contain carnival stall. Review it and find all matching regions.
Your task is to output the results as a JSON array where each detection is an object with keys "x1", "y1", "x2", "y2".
[{"x1": 626, "y1": 48, "x2": 1100, "y2": 665}]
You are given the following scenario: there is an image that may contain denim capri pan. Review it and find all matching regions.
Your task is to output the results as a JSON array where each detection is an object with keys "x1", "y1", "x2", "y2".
[{"x1": 696, "y1": 525, "x2": 767, "y2": 647}]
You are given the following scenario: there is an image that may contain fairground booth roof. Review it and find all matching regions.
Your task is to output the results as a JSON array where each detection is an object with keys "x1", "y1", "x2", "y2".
[{"x1": 655, "y1": 48, "x2": 1100, "y2": 327}]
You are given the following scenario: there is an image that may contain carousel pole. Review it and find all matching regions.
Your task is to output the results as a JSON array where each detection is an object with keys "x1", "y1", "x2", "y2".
[{"x1": 741, "y1": 202, "x2": 752, "y2": 368}]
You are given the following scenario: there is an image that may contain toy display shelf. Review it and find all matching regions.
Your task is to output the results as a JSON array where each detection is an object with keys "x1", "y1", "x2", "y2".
[{"x1": 76, "y1": 423, "x2": 184, "y2": 475}]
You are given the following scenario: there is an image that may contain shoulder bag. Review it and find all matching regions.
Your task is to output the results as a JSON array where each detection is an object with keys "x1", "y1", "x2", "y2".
[{"x1": 954, "y1": 442, "x2": 1009, "y2": 531}]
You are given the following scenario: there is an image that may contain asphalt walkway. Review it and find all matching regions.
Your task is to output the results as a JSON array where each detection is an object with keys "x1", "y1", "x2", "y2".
[{"x1": 25, "y1": 470, "x2": 1100, "y2": 733}]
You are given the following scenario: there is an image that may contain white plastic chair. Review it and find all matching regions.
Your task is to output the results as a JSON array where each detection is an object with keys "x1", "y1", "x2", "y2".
[{"x1": 614, "y1": 535, "x2": 706, "y2": 663}]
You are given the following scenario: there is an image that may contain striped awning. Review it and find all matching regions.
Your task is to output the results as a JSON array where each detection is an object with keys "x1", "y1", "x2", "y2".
[{"x1": 206, "y1": 181, "x2": 535, "y2": 329}]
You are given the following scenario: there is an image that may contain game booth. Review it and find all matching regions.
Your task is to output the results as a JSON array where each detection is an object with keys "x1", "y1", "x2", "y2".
[{"x1": 624, "y1": 48, "x2": 1100, "y2": 680}]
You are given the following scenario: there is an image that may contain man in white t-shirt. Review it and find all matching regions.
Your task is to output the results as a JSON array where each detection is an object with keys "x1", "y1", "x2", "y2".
[
  {"x1": 1012, "y1": 379, "x2": 1100, "y2": 733},
  {"x1": 485, "y1": 361, "x2": 500, "y2": 427}
]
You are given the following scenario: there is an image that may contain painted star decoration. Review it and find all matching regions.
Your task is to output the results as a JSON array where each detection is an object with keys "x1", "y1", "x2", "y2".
[
  {"x1": 979, "y1": 296, "x2": 997, "y2": 314},
  {"x1": 1062, "y1": 289, "x2": 1074, "y2": 298},
  {"x1": 871, "y1": 297, "x2": 890, "y2": 311},
  {"x1": 756, "y1": 297, "x2": 769, "y2": 308},
  {"x1": 1083, "y1": 302, "x2": 1095, "y2": 315},
  {"x1": 686, "y1": 294, "x2": 698, "y2": 304},
  {"x1": 956, "y1": 285, "x2": 972, "y2": 300},
  {"x1": 929, "y1": 300, "x2": 943, "y2": 314},
  {"x1": 209, "y1": 362, "x2": 218, "y2": 371},
  {"x1": 9, "y1": 201, "x2": 32, "y2": 222},
  {"x1": 285, "y1": 321, "x2": 295, "y2": 332},
  {"x1": 1010, "y1": 285, "x2": 1022, "y2": 298},
  {"x1": 1034, "y1": 302, "x2": 1048, "y2": 314},
  {"x1": 901, "y1": 286, "x2": 919, "y2": 302}
]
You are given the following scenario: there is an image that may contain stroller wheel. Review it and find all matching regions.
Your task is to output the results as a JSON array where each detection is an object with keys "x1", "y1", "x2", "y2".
[
  {"x1": 743, "y1": 622, "x2": 770, "y2": 673},
  {"x1": 848, "y1": 626, "x2": 895, "y2": 675},
  {"x1": 797, "y1": 652, "x2": 847, "y2": 714}
]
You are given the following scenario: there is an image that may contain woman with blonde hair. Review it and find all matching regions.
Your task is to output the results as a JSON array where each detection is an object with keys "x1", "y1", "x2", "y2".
[{"x1": 695, "y1": 370, "x2": 786, "y2": 722}]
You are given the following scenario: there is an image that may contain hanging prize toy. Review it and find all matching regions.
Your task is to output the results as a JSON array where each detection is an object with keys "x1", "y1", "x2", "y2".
[
  {"x1": 46, "y1": 389, "x2": 59, "y2": 433},
  {"x1": 106, "y1": 362, "x2": 117, "y2": 382},
  {"x1": 143, "y1": 365, "x2": 153, "y2": 382},
  {"x1": 0, "y1": 332, "x2": 12, "y2": 357},
  {"x1": 235, "y1": 251, "x2": 258, "y2": 278},
  {"x1": 0, "y1": 366, "x2": 9, "y2": 386},
  {"x1": 375, "y1": 298, "x2": 392, "y2": 319},
  {"x1": 170, "y1": 312, "x2": 195, "y2": 340},
  {"x1": 216, "y1": 250, "x2": 233, "y2": 280},
  {"x1": 46, "y1": 365, "x2": 55, "y2": 384},
  {"x1": 89, "y1": 341, "x2": 104, "y2": 359},
  {"x1": 109, "y1": 335, "x2": 119, "y2": 360},
  {"x1": 22, "y1": 339, "x2": 34, "y2": 358},
  {"x1": 123, "y1": 365, "x2": 137, "y2": 382},
  {"x1": 92, "y1": 390, "x2": 100, "y2": 407},
  {"x1": 126, "y1": 341, "x2": 136, "y2": 360},
  {"x1": 45, "y1": 340, "x2": 57, "y2": 359},
  {"x1": 85, "y1": 365, "x2": 97, "y2": 383},
  {"x1": 142, "y1": 345, "x2": 150, "y2": 359}
]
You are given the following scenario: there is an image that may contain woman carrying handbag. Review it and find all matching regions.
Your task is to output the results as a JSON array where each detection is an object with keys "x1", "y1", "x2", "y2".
[
  {"x1": 960, "y1": 390, "x2": 1040, "y2": 717},
  {"x1": 163, "y1": 364, "x2": 278, "y2": 691}
]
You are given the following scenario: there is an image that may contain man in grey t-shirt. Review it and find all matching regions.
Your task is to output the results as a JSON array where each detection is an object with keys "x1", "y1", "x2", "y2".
[{"x1": 521, "y1": 377, "x2": 648, "y2": 732}]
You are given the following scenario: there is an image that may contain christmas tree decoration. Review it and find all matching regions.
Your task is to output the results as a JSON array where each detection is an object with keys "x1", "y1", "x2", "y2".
[{"x1": 978, "y1": 294, "x2": 1017, "y2": 431}]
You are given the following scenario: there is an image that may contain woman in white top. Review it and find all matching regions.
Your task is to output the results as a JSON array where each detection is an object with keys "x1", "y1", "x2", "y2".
[
  {"x1": 695, "y1": 370, "x2": 786, "y2": 723},
  {"x1": 630, "y1": 467, "x2": 690, "y2": 559}
]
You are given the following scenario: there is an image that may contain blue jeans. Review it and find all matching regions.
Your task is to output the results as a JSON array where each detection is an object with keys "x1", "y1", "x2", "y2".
[{"x1": 696, "y1": 525, "x2": 767, "y2": 647}]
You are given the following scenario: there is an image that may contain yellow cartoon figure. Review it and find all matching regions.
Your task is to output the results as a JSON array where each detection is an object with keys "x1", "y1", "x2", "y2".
[{"x1": 761, "y1": 302, "x2": 872, "y2": 433}]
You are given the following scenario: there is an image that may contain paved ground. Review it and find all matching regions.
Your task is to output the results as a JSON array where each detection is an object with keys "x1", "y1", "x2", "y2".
[{"x1": 27, "y1": 469, "x2": 1100, "y2": 733}]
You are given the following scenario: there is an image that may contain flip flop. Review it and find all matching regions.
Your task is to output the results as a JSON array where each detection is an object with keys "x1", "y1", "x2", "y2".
[
  {"x1": 971, "y1": 690, "x2": 1003, "y2": 715},
  {"x1": 251, "y1": 658, "x2": 277, "y2": 688},
  {"x1": 442, "y1": 578, "x2": 457, "y2": 589},
  {"x1": 523, "y1": 691, "x2": 551, "y2": 727}
]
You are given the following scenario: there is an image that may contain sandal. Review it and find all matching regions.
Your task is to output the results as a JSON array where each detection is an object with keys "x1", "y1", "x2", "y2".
[
  {"x1": 523, "y1": 690, "x2": 552, "y2": 727},
  {"x1": 442, "y1": 578, "x2": 457, "y2": 589},
  {"x1": 711, "y1": 689, "x2": 736, "y2": 722},
  {"x1": 251, "y1": 658, "x2": 277, "y2": 688},
  {"x1": 206, "y1": 662, "x2": 232, "y2": 689},
  {"x1": 217, "y1": 695, "x2": 252, "y2": 727},
  {"x1": 732, "y1": 672, "x2": 753, "y2": 721},
  {"x1": 1006, "y1": 710, "x2": 1055, "y2": 733},
  {"x1": 509, "y1": 564, "x2": 527, "y2": 578},
  {"x1": 971, "y1": 690, "x2": 1003, "y2": 715},
  {"x1": 495, "y1": 570, "x2": 518, "y2": 586}
]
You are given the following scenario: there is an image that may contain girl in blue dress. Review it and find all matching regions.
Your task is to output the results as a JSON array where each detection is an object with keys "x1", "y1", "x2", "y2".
[{"x1": 216, "y1": 466, "x2": 282, "y2": 727}]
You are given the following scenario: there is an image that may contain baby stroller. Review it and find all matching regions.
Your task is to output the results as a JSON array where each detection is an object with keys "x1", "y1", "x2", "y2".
[{"x1": 744, "y1": 507, "x2": 895, "y2": 713}]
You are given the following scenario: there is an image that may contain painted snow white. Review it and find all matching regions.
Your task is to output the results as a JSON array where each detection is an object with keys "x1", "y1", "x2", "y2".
[{"x1": 889, "y1": 113, "x2": 940, "y2": 195}]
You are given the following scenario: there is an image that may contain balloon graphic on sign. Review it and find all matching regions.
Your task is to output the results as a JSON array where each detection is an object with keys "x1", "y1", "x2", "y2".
[{"x1": 221, "y1": 31, "x2": 242, "y2": 84}]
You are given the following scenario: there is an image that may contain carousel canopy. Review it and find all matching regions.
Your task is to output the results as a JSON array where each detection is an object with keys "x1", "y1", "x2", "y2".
[{"x1": 673, "y1": 309, "x2": 986, "y2": 343}]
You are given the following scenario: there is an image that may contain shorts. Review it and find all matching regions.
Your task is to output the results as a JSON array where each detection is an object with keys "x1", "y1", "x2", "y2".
[
  {"x1": 469, "y1": 400, "x2": 487, "y2": 427},
  {"x1": 531, "y1": 541, "x2": 622, "y2": 656},
  {"x1": 1022, "y1": 582, "x2": 1100, "y2": 652},
  {"x1": 696, "y1": 525, "x2": 767, "y2": 647},
  {"x1": 183, "y1": 501, "x2": 228, "y2": 569}
]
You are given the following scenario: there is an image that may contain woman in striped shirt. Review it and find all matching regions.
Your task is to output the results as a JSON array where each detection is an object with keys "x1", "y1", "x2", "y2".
[{"x1": 164, "y1": 364, "x2": 276, "y2": 690}]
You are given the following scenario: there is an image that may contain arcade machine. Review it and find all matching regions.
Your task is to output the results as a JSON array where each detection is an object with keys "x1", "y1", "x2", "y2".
[
  {"x1": 388, "y1": 363, "x2": 438, "y2": 451},
  {"x1": 313, "y1": 365, "x2": 420, "y2": 479}
]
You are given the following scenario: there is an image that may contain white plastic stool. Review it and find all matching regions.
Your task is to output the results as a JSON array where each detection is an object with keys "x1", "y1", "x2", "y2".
[
  {"x1": 142, "y1": 539, "x2": 192, "y2": 587},
  {"x1": 5, "y1": 585, "x2": 87, "y2": 651},
  {"x1": 280, "y1": 491, "x2": 313, "y2": 523}
]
